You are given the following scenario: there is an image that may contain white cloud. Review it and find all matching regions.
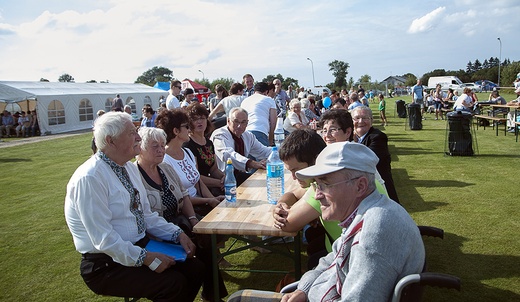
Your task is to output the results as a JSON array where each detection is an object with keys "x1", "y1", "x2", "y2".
[
  {"x1": 0, "y1": 0, "x2": 518, "y2": 85},
  {"x1": 407, "y1": 7, "x2": 446, "y2": 34}
]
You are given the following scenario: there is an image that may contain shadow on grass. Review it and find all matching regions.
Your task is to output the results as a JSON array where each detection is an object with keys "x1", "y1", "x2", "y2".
[
  {"x1": 0, "y1": 157, "x2": 33, "y2": 163},
  {"x1": 392, "y1": 168, "x2": 473, "y2": 213},
  {"x1": 423, "y1": 232, "x2": 520, "y2": 301},
  {"x1": 222, "y1": 242, "x2": 307, "y2": 293}
]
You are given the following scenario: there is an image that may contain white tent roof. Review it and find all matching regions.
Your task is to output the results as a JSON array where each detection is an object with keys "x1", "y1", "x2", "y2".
[
  {"x1": 0, "y1": 81, "x2": 167, "y2": 134},
  {"x1": 0, "y1": 81, "x2": 162, "y2": 101}
]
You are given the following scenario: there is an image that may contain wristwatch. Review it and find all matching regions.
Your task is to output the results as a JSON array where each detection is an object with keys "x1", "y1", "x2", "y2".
[{"x1": 148, "y1": 257, "x2": 162, "y2": 271}]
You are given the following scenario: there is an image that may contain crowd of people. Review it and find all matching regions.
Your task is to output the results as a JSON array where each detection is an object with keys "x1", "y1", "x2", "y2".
[
  {"x1": 64, "y1": 73, "x2": 520, "y2": 302},
  {"x1": 0, "y1": 109, "x2": 39, "y2": 138}
]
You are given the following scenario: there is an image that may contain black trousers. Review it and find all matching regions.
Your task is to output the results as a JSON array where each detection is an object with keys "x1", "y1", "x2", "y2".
[{"x1": 80, "y1": 253, "x2": 205, "y2": 302}]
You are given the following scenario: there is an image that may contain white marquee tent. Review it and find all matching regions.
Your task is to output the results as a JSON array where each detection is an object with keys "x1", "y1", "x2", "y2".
[{"x1": 0, "y1": 81, "x2": 167, "y2": 134}]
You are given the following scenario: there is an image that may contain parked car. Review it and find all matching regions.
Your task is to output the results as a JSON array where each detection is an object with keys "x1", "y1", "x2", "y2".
[
  {"x1": 475, "y1": 80, "x2": 497, "y2": 92},
  {"x1": 462, "y1": 83, "x2": 482, "y2": 92}
]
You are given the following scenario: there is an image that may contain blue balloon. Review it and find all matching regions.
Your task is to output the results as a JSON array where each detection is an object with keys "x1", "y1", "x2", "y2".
[{"x1": 323, "y1": 96, "x2": 331, "y2": 108}]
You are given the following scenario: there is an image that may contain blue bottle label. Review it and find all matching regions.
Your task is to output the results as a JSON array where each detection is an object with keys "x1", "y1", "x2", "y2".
[{"x1": 267, "y1": 164, "x2": 283, "y2": 178}]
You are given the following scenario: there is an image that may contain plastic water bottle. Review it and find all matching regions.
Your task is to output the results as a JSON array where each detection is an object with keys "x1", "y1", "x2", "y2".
[
  {"x1": 266, "y1": 146, "x2": 284, "y2": 205},
  {"x1": 274, "y1": 117, "x2": 284, "y2": 148},
  {"x1": 224, "y1": 158, "x2": 237, "y2": 207}
]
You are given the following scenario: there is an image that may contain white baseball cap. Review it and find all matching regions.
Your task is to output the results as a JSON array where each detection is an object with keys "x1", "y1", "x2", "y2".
[{"x1": 296, "y1": 142, "x2": 379, "y2": 180}]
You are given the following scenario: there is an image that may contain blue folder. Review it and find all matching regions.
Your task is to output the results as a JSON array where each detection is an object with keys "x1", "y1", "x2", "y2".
[{"x1": 145, "y1": 239, "x2": 187, "y2": 262}]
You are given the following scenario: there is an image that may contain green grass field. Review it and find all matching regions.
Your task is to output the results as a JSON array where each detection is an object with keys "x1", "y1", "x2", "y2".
[{"x1": 0, "y1": 92, "x2": 519, "y2": 301}]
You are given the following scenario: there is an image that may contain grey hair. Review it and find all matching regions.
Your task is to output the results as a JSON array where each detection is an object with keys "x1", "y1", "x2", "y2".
[
  {"x1": 341, "y1": 169, "x2": 376, "y2": 192},
  {"x1": 300, "y1": 98, "x2": 310, "y2": 109},
  {"x1": 124, "y1": 105, "x2": 132, "y2": 111},
  {"x1": 289, "y1": 98, "x2": 301, "y2": 110},
  {"x1": 93, "y1": 112, "x2": 132, "y2": 151},
  {"x1": 351, "y1": 106, "x2": 373, "y2": 119},
  {"x1": 228, "y1": 107, "x2": 248, "y2": 119},
  {"x1": 138, "y1": 127, "x2": 167, "y2": 151}
]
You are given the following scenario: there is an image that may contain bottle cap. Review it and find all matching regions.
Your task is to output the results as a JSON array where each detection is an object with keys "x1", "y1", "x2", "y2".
[{"x1": 227, "y1": 158, "x2": 233, "y2": 164}]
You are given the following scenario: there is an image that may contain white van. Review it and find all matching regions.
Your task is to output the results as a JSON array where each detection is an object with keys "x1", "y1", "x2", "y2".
[{"x1": 427, "y1": 76, "x2": 464, "y2": 93}]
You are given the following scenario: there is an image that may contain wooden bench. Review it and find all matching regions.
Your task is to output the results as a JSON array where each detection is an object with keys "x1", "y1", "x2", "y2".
[{"x1": 473, "y1": 115, "x2": 507, "y2": 136}]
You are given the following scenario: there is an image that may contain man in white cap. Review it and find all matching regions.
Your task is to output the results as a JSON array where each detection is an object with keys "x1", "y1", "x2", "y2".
[{"x1": 228, "y1": 142, "x2": 425, "y2": 302}]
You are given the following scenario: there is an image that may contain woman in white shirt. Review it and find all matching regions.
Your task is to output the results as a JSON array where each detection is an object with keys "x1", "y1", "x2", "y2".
[
  {"x1": 453, "y1": 87, "x2": 475, "y2": 112},
  {"x1": 283, "y1": 99, "x2": 310, "y2": 133},
  {"x1": 155, "y1": 109, "x2": 224, "y2": 216}
]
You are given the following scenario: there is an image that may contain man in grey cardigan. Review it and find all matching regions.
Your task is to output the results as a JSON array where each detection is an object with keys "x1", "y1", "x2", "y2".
[{"x1": 228, "y1": 142, "x2": 425, "y2": 302}]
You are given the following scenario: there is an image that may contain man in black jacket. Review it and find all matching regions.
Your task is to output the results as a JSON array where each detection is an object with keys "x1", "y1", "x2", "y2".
[{"x1": 351, "y1": 106, "x2": 399, "y2": 203}]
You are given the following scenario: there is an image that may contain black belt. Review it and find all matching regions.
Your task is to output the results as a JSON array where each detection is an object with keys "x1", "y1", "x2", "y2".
[{"x1": 81, "y1": 235, "x2": 150, "y2": 260}]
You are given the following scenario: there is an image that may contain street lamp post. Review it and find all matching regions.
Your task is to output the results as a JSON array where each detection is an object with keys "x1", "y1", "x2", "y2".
[
  {"x1": 497, "y1": 38, "x2": 501, "y2": 88},
  {"x1": 307, "y1": 57, "x2": 315, "y2": 87},
  {"x1": 198, "y1": 69, "x2": 205, "y2": 80}
]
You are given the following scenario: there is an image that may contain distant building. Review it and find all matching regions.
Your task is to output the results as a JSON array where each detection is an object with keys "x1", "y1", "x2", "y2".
[{"x1": 381, "y1": 76, "x2": 407, "y2": 87}]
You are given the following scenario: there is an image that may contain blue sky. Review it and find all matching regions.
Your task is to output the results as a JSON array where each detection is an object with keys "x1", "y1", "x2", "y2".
[{"x1": 0, "y1": 0, "x2": 518, "y2": 87}]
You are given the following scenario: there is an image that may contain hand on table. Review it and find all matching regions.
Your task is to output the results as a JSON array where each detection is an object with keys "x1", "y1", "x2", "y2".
[
  {"x1": 249, "y1": 159, "x2": 267, "y2": 170},
  {"x1": 207, "y1": 196, "x2": 225, "y2": 207},
  {"x1": 273, "y1": 202, "x2": 290, "y2": 229}
]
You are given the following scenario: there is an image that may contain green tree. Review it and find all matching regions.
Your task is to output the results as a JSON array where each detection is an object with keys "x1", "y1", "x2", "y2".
[
  {"x1": 283, "y1": 77, "x2": 299, "y2": 89},
  {"x1": 501, "y1": 61, "x2": 520, "y2": 87},
  {"x1": 262, "y1": 74, "x2": 281, "y2": 84},
  {"x1": 328, "y1": 60, "x2": 350, "y2": 90},
  {"x1": 135, "y1": 66, "x2": 173, "y2": 86},
  {"x1": 193, "y1": 78, "x2": 211, "y2": 90},
  {"x1": 421, "y1": 69, "x2": 447, "y2": 86},
  {"x1": 58, "y1": 73, "x2": 74, "y2": 82},
  {"x1": 482, "y1": 59, "x2": 490, "y2": 69},
  {"x1": 210, "y1": 77, "x2": 236, "y2": 92},
  {"x1": 358, "y1": 74, "x2": 372, "y2": 86},
  {"x1": 86, "y1": 80, "x2": 97, "y2": 83},
  {"x1": 39, "y1": 78, "x2": 49, "y2": 82},
  {"x1": 262, "y1": 74, "x2": 299, "y2": 90},
  {"x1": 347, "y1": 77, "x2": 354, "y2": 89},
  {"x1": 403, "y1": 73, "x2": 417, "y2": 86},
  {"x1": 466, "y1": 61, "x2": 474, "y2": 73},
  {"x1": 473, "y1": 59, "x2": 482, "y2": 71}
]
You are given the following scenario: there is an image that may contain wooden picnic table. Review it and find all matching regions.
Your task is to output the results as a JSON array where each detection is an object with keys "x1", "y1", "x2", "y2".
[{"x1": 193, "y1": 168, "x2": 302, "y2": 301}]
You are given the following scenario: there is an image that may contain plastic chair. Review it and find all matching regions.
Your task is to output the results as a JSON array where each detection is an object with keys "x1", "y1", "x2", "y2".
[{"x1": 280, "y1": 226, "x2": 461, "y2": 302}]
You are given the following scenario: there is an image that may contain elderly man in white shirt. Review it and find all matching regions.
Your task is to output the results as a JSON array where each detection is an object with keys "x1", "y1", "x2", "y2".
[
  {"x1": 210, "y1": 107, "x2": 272, "y2": 185},
  {"x1": 64, "y1": 112, "x2": 204, "y2": 302}
]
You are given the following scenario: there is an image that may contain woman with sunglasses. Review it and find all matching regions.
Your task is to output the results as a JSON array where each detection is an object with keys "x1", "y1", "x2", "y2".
[
  {"x1": 184, "y1": 102, "x2": 225, "y2": 196},
  {"x1": 155, "y1": 109, "x2": 225, "y2": 217}
]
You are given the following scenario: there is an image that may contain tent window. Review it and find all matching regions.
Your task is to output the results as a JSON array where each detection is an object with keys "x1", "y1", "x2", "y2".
[
  {"x1": 48, "y1": 100, "x2": 65, "y2": 125},
  {"x1": 144, "y1": 96, "x2": 152, "y2": 107},
  {"x1": 105, "y1": 99, "x2": 112, "y2": 112},
  {"x1": 79, "y1": 98, "x2": 94, "y2": 122},
  {"x1": 126, "y1": 97, "x2": 136, "y2": 114}
]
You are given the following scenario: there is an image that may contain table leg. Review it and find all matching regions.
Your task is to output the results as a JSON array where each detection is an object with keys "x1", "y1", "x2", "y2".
[
  {"x1": 211, "y1": 234, "x2": 219, "y2": 302},
  {"x1": 294, "y1": 232, "x2": 302, "y2": 281}
]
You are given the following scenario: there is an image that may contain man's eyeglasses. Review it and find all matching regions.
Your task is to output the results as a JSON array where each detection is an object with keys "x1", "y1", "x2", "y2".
[
  {"x1": 232, "y1": 119, "x2": 248, "y2": 126},
  {"x1": 312, "y1": 176, "x2": 361, "y2": 193},
  {"x1": 320, "y1": 128, "x2": 340, "y2": 136},
  {"x1": 180, "y1": 124, "x2": 189, "y2": 129},
  {"x1": 174, "y1": 86, "x2": 182, "y2": 89}
]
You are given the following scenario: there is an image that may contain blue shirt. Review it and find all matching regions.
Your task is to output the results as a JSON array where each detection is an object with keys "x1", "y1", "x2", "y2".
[
  {"x1": 2, "y1": 115, "x2": 14, "y2": 126},
  {"x1": 412, "y1": 85, "x2": 424, "y2": 100}
]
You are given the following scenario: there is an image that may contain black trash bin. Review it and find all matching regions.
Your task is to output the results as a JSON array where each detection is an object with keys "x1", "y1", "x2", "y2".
[
  {"x1": 408, "y1": 103, "x2": 422, "y2": 130},
  {"x1": 445, "y1": 111, "x2": 473, "y2": 156},
  {"x1": 396, "y1": 100, "x2": 407, "y2": 118}
]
